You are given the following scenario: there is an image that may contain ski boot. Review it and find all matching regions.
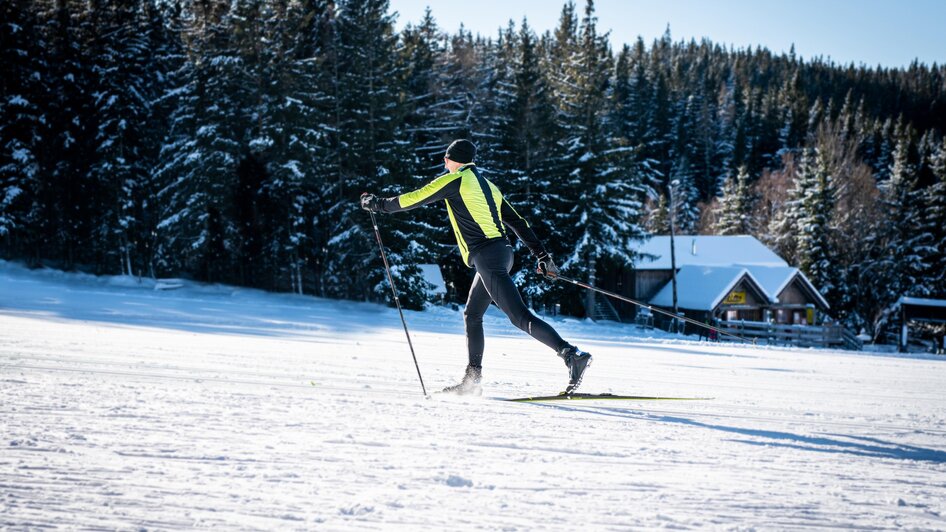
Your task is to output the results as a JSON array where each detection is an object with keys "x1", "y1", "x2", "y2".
[
  {"x1": 558, "y1": 346, "x2": 592, "y2": 395},
  {"x1": 441, "y1": 365, "x2": 483, "y2": 396}
]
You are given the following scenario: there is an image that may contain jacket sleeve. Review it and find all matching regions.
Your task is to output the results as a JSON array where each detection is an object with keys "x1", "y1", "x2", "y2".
[
  {"x1": 379, "y1": 172, "x2": 461, "y2": 213},
  {"x1": 501, "y1": 197, "x2": 548, "y2": 258}
]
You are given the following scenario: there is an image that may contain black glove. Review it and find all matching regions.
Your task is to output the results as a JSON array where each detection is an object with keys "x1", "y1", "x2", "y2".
[
  {"x1": 360, "y1": 192, "x2": 381, "y2": 212},
  {"x1": 536, "y1": 253, "x2": 560, "y2": 279}
]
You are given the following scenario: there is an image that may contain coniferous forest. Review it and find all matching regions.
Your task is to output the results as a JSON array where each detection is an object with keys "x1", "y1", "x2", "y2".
[{"x1": 2, "y1": 0, "x2": 945, "y2": 339}]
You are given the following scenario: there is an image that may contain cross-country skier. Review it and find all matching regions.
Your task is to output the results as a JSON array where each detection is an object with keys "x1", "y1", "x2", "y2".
[{"x1": 360, "y1": 139, "x2": 592, "y2": 395}]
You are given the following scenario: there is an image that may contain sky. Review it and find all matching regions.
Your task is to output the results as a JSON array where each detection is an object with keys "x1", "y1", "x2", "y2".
[{"x1": 387, "y1": 0, "x2": 946, "y2": 69}]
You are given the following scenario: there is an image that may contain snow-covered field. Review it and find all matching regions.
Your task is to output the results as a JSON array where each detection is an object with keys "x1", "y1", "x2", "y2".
[{"x1": 2, "y1": 261, "x2": 945, "y2": 530}]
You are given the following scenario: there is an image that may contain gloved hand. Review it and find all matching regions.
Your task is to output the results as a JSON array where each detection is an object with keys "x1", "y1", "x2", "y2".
[
  {"x1": 360, "y1": 192, "x2": 381, "y2": 212},
  {"x1": 536, "y1": 253, "x2": 559, "y2": 279}
]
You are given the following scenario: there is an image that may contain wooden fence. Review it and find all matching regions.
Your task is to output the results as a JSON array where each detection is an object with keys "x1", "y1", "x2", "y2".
[{"x1": 712, "y1": 320, "x2": 863, "y2": 351}]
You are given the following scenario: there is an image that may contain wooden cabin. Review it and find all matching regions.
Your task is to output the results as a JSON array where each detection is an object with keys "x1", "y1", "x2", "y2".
[{"x1": 627, "y1": 236, "x2": 830, "y2": 326}]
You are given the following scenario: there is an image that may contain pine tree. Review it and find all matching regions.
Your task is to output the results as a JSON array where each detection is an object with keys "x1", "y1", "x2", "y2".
[
  {"x1": 777, "y1": 69, "x2": 808, "y2": 153},
  {"x1": 885, "y1": 132, "x2": 927, "y2": 297},
  {"x1": 472, "y1": 25, "x2": 515, "y2": 172},
  {"x1": 39, "y1": 0, "x2": 99, "y2": 269},
  {"x1": 244, "y1": 0, "x2": 334, "y2": 294},
  {"x1": 0, "y1": 0, "x2": 45, "y2": 259},
  {"x1": 924, "y1": 137, "x2": 946, "y2": 296},
  {"x1": 391, "y1": 8, "x2": 464, "y2": 298},
  {"x1": 795, "y1": 146, "x2": 836, "y2": 299},
  {"x1": 555, "y1": 0, "x2": 647, "y2": 314},
  {"x1": 134, "y1": 0, "x2": 184, "y2": 279},
  {"x1": 668, "y1": 155, "x2": 700, "y2": 234},
  {"x1": 322, "y1": 0, "x2": 429, "y2": 307},
  {"x1": 768, "y1": 148, "x2": 810, "y2": 265},
  {"x1": 397, "y1": 8, "x2": 446, "y2": 179},
  {"x1": 610, "y1": 42, "x2": 657, "y2": 204},
  {"x1": 500, "y1": 19, "x2": 556, "y2": 200},
  {"x1": 86, "y1": 0, "x2": 159, "y2": 275},
  {"x1": 154, "y1": 0, "x2": 251, "y2": 283},
  {"x1": 714, "y1": 165, "x2": 754, "y2": 235},
  {"x1": 541, "y1": 0, "x2": 578, "y2": 199},
  {"x1": 665, "y1": 90, "x2": 701, "y2": 233},
  {"x1": 645, "y1": 194, "x2": 670, "y2": 235},
  {"x1": 867, "y1": 131, "x2": 929, "y2": 335},
  {"x1": 712, "y1": 70, "x2": 739, "y2": 197}
]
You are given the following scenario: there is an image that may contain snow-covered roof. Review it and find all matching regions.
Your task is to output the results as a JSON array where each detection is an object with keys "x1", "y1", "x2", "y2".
[
  {"x1": 417, "y1": 264, "x2": 446, "y2": 296},
  {"x1": 898, "y1": 296, "x2": 946, "y2": 308},
  {"x1": 633, "y1": 235, "x2": 788, "y2": 270},
  {"x1": 649, "y1": 265, "x2": 774, "y2": 311},
  {"x1": 745, "y1": 265, "x2": 830, "y2": 310}
]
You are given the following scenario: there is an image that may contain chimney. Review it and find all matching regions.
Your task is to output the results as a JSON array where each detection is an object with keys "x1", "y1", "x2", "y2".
[{"x1": 691, "y1": 238, "x2": 697, "y2": 255}]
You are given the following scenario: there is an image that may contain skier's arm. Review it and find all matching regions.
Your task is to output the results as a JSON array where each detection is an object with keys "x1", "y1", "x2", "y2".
[
  {"x1": 501, "y1": 198, "x2": 548, "y2": 258},
  {"x1": 378, "y1": 173, "x2": 461, "y2": 213}
]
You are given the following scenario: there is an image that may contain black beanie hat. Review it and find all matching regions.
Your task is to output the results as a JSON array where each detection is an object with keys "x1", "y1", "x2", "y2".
[{"x1": 445, "y1": 139, "x2": 476, "y2": 164}]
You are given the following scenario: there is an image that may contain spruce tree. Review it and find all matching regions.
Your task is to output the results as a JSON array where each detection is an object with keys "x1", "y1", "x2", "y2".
[
  {"x1": 668, "y1": 155, "x2": 700, "y2": 234},
  {"x1": 795, "y1": 146, "x2": 837, "y2": 300},
  {"x1": 924, "y1": 137, "x2": 946, "y2": 296},
  {"x1": 0, "y1": 0, "x2": 45, "y2": 259},
  {"x1": 556, "y1": 0, "x2": 646, "y2": 314},
  {"x1": 154, "y1": 0, "x2": 250, "y2": 283},
  {"x1": 866, "y1": 130, "x2": 929, "y2": 335},
  {"x1": 322, "y1": 0, "x2": 430, "y2": 307},
  {"x1": 768, "y1": 149, "x2": 810, "y2": 265},
  {"x1": 40, "y1": 0, "x2": 99, "y2": 269},
  {"x1": 714, "y1": 165, "x2": 754, "y2": 235},
  {"x1": 501, "y1": 19, "x2": 556, "y2": 200},
  {"x1": 86, "y1": 0, "x2": 158, "y2": 275},
  {"x1": 397, "y1": 8, "x2": 446, "y2": 179},
  {"x1": 246, "y1": 0, "x2": 333, "y2": 294},
  {"x1": 883, "y1": 132, "x2": 928, "y2": 299}
]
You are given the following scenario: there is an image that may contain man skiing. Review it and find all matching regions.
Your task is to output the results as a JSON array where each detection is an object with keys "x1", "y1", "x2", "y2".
[{"x1": 360, "y1": 139, "x2": 592, "y2": 395}]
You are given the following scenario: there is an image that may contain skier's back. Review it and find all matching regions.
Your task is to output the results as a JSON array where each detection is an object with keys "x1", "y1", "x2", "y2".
[{"x1": 361, "y1": 139, "x2": 591, "y2": 395}]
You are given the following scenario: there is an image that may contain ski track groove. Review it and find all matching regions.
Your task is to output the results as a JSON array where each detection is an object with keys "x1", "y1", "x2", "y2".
[{"x1": 6, "y1": 359, "x2": 944, "y2": 438}]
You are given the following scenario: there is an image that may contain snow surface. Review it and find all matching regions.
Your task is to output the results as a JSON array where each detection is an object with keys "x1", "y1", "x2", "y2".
[
  {"x1": 417, "y1": 264, "x2": 446, "y2": 296},
  {"x1": 747, "y1": 266, "x2": 830, "y2": 309},
  {"x1": 2, "y1": 260, "x2": 946, "y2": 529},
  {"x1": 633, "y1": 235, "x2": 788, "y2": 270},
  {"x1": 650, "y1": 265, "x2": 773, "y2": 311}
]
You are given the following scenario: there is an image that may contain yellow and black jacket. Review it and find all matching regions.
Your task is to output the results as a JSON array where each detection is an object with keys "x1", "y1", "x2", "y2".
[{"x1": 378, "y1": 164, "x2": 547, "y2": 266}]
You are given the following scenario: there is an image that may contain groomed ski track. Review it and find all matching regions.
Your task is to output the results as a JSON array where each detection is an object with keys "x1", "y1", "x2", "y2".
[{"x1": 2, "y1": 261, "x2": 945, "y2": 530}]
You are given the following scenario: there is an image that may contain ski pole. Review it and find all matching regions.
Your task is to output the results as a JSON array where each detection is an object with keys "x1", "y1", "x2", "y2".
[
  {"x1": 553, "y1": 275, "x2": 757, "y2": 345},
  {"x1": 368, "y1": 210, "x2": 428, "y2": 396}
]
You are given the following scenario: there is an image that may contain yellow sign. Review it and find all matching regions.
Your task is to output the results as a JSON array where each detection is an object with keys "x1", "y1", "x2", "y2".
[{"x1": 724, "y1": 291, "x2": 746, "y2": 305}]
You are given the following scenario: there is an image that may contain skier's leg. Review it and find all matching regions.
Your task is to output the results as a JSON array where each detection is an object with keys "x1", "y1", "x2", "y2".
[
  {"x1": 441, "y1": 273, "x2": 492, "y2": 395},
  {"x1": 463, "y1": 273, "x2": 493, "y2": 367},
  {"x1": 472, "y1": 242, "x2": 570, "y2": 353}
]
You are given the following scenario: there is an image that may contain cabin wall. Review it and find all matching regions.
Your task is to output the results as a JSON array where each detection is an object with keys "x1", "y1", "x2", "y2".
[
  {"x1": 635, "y1": 270, "x2": 673, "y2": 301},
  {"x1": 778, "y1": 280, "x2": 809, "y2": 306}
]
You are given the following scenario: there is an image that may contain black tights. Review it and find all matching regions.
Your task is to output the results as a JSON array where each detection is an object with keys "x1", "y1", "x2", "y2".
[{"x1": 464, "y1": 240, "x2": 570, "y2": 367}]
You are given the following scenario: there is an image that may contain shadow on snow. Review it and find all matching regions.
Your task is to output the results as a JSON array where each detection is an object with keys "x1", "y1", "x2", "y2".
[{"x1": 529, "y1": 404, "x2": 946, "y2": 463}]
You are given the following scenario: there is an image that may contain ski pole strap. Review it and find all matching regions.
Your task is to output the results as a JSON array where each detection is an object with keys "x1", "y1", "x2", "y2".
[{"x1": 555, "y1": 275, "x2": 756, "y2": 345}]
